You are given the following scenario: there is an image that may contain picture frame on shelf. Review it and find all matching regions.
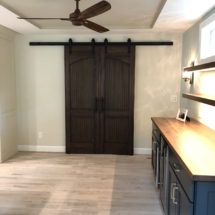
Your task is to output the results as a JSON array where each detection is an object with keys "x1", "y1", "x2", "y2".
[{"x1": 176, "y1": 108, "x2": 188, "y2": 122}]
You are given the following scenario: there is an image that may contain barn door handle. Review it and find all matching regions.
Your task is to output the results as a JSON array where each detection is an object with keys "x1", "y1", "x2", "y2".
[
  {"x1": 95, "y1": 98, "x2": 98, "y2": 113},
  {"x1": 101, "y1": 98, "x2": 105, "y2": 113}
]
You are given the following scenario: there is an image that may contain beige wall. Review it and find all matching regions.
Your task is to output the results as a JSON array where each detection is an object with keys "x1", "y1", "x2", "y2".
[
  {"x1": 0, "y1": 25, "x2": 17, "y2": 162},
  {"x1": 15, "y1": 33, "x2": 182, "y2": 152},
  {"x1": 181, "y1": 8, "x2": 215, "y2": 130}
]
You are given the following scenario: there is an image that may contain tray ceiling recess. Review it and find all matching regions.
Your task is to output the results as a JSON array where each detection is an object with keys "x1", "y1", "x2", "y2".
[
  {"x1": 0, "y1": 0, "x2": 215, "y2": 34},
  {"x1": 0, "y1": 0, "x2": 166, "y2": 31}
]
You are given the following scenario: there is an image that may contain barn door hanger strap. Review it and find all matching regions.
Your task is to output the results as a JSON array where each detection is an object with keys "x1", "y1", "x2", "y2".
[
  {"x1": 69, "y1": 38, "x2": 73, "y2": 54},
  {"x1": 128, "y1": 38, "x2": 131, "y2": 54},
  {"x1": 29, "y1": 40, "x2": 173, "y2": 46},
  {"x1": 104, "y1": 38, "x2": 108, "y2": 54},
  {"x1": 92, "y1": 38, "x2": 95, "y2": 54}
]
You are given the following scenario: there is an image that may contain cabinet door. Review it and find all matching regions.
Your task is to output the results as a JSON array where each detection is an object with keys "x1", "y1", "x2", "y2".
[
  {"x1": 160, "y1": 143, "x2": 168, "y2": 212},
  {"x1": 176, "y1": 182, "x2": 193, "y2": 215},
  {"x1": 167, "y1": 163, "x2": 193, "y2": 215},
  {"x1": 167, "y1": 163, "x2": 177, "y2": 215}
]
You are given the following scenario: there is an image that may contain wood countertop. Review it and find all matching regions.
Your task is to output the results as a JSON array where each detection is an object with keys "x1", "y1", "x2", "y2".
[{"x1": 151, "y1": 117, "x2": 215, "y2": 181}]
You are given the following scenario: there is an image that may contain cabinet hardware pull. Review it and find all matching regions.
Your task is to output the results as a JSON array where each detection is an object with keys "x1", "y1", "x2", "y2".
[
  {"x1": 173, "y1": 187, "x2": 178, "y2": 204},
  {"x1": 171, "y1": 183, "x2": 176, "y2": 200},
  {"x1": 173, "y1": 163, "x2": 180, "y2": 172}
]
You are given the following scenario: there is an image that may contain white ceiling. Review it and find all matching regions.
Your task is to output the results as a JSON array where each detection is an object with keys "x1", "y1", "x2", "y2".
[{"x1": 0, "y1": 0, "x2": 215, "y2": 34}]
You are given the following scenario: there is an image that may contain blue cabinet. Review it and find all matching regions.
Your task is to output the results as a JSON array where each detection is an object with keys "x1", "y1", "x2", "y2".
[
  {"x1": 167, "y1": 162, "x2": 193, "y2": 215},
  {"x1": 152, "y1": 121, "x2": 215, "y2": 215},
  {"x1": 165, "y1": 148, "x2": 215, "y2": 215},
  {"x1": 194, "y1": 182, "x2": 215, "y2": 215}
]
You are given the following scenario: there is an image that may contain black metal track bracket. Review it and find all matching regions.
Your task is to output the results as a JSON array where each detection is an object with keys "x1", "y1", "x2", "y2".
[
  {"x1": 92, "y1": 38, "x2": 95, "y2": 54},
  {"x1": 104, "y1": 38, "x2": 108, "y2": 54},
  {"x1": 128, "y1": 38, "x2": 131, "y2": 54},
  {"x1": 69, "y1": 38, "x2": 72, "y2": 54}
]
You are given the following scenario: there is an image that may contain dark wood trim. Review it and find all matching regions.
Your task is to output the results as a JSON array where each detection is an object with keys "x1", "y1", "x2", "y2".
[
  {"x1": 182, "y1": 93, "x2": 215, "y2": 106},
  {"x1": 129, "y1": 45, "x2": 135, "y2": 156},
  {"x1": 95, "y1": 46, "x2": 100, "y2": 154},
  {"x1": 64, "y1": 46, "x2": 71, "y2": 154},
  {"x1": 99, "y1": 46, "x2": 105, "y2": 154},
  {"x1": 184, "y1": 61, "x2": 215, "y2": 72}
]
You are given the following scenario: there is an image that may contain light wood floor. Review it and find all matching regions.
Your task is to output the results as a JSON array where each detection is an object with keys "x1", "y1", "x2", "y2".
[{"x1": 0, "y1": 152, "x2": 164, "y2": 215}]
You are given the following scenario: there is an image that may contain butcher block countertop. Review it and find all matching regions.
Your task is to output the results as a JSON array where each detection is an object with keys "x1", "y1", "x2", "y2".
[{"x1": 151, "y1": 117, "x2": 215, "y2": 182}]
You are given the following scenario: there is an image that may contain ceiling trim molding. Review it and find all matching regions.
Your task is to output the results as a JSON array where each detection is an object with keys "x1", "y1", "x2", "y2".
[
  {"x1": 151, "y1": 0, "x2": 167, "y2": 28},
  {"x1": 23, "y1": 28, "x2": 184, "y2": 35}
]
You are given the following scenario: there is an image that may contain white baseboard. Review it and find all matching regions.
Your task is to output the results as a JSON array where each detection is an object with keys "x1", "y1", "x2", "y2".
[
  {"x1": 18, "y1": 145, "x2": 150, "y2": 155},
  {"x1": 134, "y1": 148, "x2": 151, "y2": 155},
  {"x1": 18, "y1": 145, "x2": 65, "y2": 152}
]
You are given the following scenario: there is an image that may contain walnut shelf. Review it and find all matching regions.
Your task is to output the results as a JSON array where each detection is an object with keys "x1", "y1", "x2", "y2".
[
  {"x1": 184, "y1": 61, "x2": 215, "y2": 72},
  {"x1": 182, "y1": 93, "x2": 215, "y2": 106}
]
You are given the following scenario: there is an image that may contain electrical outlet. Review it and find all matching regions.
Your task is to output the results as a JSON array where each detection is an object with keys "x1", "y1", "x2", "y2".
[
  {"x1": 170, "y1": 95, "x2": 177, "y2": 103},
  {"x1": 39, "y1": 132, "x2": 43, "y2": 138}
]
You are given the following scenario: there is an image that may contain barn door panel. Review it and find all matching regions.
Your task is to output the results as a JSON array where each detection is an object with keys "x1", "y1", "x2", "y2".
[
  {"x1": 65, "y1": 46, "x2": 99, "y2": 154},
  {"x1": 100, "y1": 46, "x2": 135, "y2": 155}
]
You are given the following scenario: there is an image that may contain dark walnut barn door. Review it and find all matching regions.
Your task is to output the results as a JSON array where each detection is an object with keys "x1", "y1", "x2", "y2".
[
  {"x1": 65, "y1": 45, "x2": 135, "y2": 155},
  {"x1": 65, "y1": 46, "x2": 99, "y2": 154},
  {"x1": 100, "y1": 46, "x2": 135, "y2": 155}
]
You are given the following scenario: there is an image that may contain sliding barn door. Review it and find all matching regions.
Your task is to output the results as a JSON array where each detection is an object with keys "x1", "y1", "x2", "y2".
[
  {"x1": 100, "y1": 46, "x2": 135, "y2": 155},
  {"x1": 65, "y1": 45, "x2": 135, "y2": 155},
  {"x1": 65, "y1": 46, "x2": 99, "y2": 154}
]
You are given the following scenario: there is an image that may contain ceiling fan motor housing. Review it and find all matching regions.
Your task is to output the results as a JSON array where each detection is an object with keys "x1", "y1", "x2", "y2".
[{"x1": 70, "y1": 9, "x2": 83, "y2": 26}]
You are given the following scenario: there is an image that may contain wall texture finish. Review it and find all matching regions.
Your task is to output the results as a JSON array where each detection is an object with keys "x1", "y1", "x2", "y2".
[
  {"x1": 15, "y1": 33, "x2": 182, "y2": 153},
  {"x1": 181, "y1": 8, "x2": 215, "y2": 130},
  {"x1": 0, "y1": 25, "x2": 17, "y2": 162}
]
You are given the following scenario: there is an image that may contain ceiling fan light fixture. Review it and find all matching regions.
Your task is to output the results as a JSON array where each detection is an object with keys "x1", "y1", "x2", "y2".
[{"x1": 72, "y1": 20, "x2": 83, "y2": 26}]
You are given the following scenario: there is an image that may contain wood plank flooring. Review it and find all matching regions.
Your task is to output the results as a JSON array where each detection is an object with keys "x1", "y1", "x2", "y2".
[{"x1": 0, "y1": 152, "x2": 164, "y2": 215}]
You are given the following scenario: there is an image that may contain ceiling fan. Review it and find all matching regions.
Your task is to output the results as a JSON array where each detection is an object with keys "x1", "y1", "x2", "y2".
[{"x1": 18, "y1": 0, "x2": 111, "y2": 33}]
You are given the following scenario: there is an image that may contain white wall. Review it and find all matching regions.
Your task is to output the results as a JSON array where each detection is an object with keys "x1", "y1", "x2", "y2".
[
  {"x1": 181, "y1": 8, "x2": 215, "y2": 130},
  {"x1": 0, "y1": 25, "x2": 17, "y2": 162},
  {"x1": 15, "y1": 32, "x2": 182, "y2": 152}
]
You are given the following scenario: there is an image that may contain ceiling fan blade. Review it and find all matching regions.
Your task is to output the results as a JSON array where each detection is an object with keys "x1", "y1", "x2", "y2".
[
  {"x1": 17, "y1": 17, "x2": 70, "y2": 20},
  {"x1": 79, "y1": 1, "x2": 111, "y2": 19},
  {"x1": 83, "y1": 20, "x2": 109, "y2": 33}
]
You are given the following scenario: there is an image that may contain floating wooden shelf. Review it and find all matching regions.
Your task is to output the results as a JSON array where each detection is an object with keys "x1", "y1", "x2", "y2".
[
  {"x1": 182, "y1": 93, "x2": 215, "y2": 106},
  {"x1": 184, "y1": 61, "x2": 215, "y2": 72}
]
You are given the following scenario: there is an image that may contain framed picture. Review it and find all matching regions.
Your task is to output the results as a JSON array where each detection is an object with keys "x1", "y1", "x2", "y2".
[{"x1": 176, "y1": 108, "x2": 188, "y2": 122}]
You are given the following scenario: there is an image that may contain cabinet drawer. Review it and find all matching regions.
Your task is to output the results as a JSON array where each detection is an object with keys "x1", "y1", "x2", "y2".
[{"x1": 169, "y1": 148, "x2": 194, "y2": 202}]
